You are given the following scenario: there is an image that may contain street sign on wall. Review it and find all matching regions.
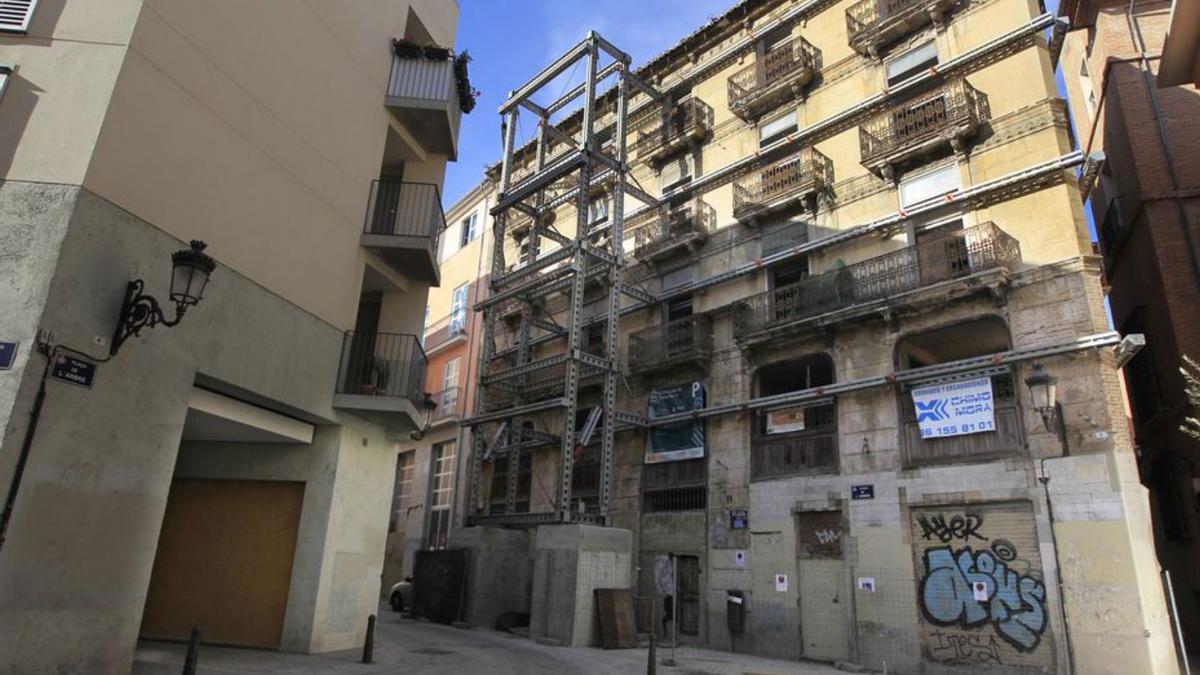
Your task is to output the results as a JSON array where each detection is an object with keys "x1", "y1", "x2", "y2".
[
  {"x1": 646, "y1": 381, "x2": 704, "y2": 463},
  {"x1": 48, "y1": 354, "x2": 96, "y2": 389},
  {"x1": 910, "y1": 376, "x2": 995, "y2": 438},
  {"x1": 0, "y1": 341, "x2": 17, "y2": 370}
]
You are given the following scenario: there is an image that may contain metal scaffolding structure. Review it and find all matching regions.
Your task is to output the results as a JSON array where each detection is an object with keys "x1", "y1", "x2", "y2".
[{"x1": 465, "y1": 32, "x2": 659, "y2": 527}]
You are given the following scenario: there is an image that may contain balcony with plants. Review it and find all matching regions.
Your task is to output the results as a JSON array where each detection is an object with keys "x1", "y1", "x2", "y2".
[
  {"x1": 333, "y1": 332, "x2": 429, "y2": 431},
  {"x1": 386, "y1": 38, "x2": 477, "y2": 157}
]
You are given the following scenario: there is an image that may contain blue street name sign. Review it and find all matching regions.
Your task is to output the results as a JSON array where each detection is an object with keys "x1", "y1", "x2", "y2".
[
  {"x1": 0, "y1": 341, "x2": 17, "y2": 370},
  {"x1": 49, "y1": 354, "x2": 96, "y2": 389}
]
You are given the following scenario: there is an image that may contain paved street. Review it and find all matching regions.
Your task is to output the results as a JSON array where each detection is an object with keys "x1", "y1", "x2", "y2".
[{"x1": 132, "y1": 604, "x2": 849, "y2": 675}]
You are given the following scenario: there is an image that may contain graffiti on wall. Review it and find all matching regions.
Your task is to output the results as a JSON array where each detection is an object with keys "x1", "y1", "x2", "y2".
[{"x1": 913, "y1": 505, "x2": 1052, "y2": 668}]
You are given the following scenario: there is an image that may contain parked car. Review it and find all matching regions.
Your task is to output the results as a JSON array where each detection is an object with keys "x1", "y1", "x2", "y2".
[{"x1": 389, "y1": 576, "x2": 413, "y2": 612}]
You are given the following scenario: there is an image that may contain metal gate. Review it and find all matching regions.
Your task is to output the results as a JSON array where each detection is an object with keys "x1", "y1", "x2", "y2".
[
  {"x1": 911, "y1": 502, "x2": 1054, "y2": 669},
  {"x1": 796, "y1": 510, "x2": 851, "y2": 663},
  {"x1": 412, "y1": 549, "x2": 468, "y2": 624}
]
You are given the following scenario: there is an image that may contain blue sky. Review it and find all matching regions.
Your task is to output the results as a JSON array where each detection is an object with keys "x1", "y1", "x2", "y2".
[{"x1": 443, "y1": 0, "x2": 734, "y2": 206}]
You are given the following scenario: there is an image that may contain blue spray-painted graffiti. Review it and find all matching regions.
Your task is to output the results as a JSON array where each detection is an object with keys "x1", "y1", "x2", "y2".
[{"x1": 919, "y1": 544, "x2": 1048, "y2": 653}]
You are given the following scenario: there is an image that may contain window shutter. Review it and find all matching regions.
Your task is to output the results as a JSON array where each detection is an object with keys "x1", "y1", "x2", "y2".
[
  {"x1": 885, "y1": 41, "x2": 938, "y2": 85},
  {"x1": 0, "y1": 0, "x2": 39, "y2": 33},
  {"x1": 759, "y1": 110, "x2": 798, "y2": 144},
  {"x1": 660, "y1": 154, "x2": 694, "y2": 192}
]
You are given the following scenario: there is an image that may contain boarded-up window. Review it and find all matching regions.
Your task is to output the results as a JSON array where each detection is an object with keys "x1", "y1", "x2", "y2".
[
  {"x1": 911, "y1": 502, "x2": 1053, "y2": 668},
  {"x1": 660, "y1": 153, "x2": 695, "y2": 192},
  {"x1": 0, "y1": 0, "x2": 38, "y2": 33},
  {"x1": 797, "y1": 510, "x2": 843, "y2": 559}
]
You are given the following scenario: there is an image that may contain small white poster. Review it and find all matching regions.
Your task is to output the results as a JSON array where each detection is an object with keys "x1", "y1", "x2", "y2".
[
  {"x1": 766, "y1": 406, "x2": 806, "y2": 434},
  {"x1": 911, "y1": 376, "x2": 996, "y2": 439},
  {"x1": 734, "y1": 550, "x2": 747, "y2": 567},
  {"x1": 775, "y1": 574, "x2": 788, "y2": 592},
  {"x1": 972, "y1": 580, "x2": 989, "y2": 601},
  {"x1": 857, "y1": 577, "x2": 876, "y2": 592}
]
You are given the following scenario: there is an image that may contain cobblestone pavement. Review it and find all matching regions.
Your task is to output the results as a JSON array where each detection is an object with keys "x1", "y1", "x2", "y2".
[{"x1": 132, "y1": 604, "x2": 852, "y2": 675}]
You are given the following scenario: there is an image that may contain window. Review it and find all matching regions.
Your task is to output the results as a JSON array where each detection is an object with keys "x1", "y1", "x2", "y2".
[
  {"x1": 660, "y1": 154, "x2": 695, "y2": 193},
  {"x1": 667, "y1": 296, "x2": 693, "y2": 321},
  {"x1": 899, "y1": 164, "x2": 959, "y2": 208},
  {"x1": 759, "y1": 110, "x2": 798, "y2": 148},
  {"x1": 885, "y1": 41, "x2": 938, "y2": 86},
  {"x1": 426, "y1": 441, "x2": 457, "y2": 550},
  {"x1": 488, "y1": 452, "x2": 531, "y2": 514},
  {"x1": 459, "y1": 212, "x2": 478, "y2": 248},
  {"x1": 442, "y1": 357, "x2": 460, "y2": 411},
  {"x1": 449, "y1": 283, "x2": 468, "y2": 334},
  {"x1": 752, "y1": 356, "x2": 838, "y2": 479},
  {"x1": 642, "y1": 459, "x2": 707, "y2": 513},
  {"x1": 0, "y1": 64, "x2": 11, "y2": 101},
  {"x1": 389, "y1": 452, "x2": 416, "y2": 533},
  {"x1": 1078, "y1": 59, "x2": 1097, "y2": 118},
  {"x1": 0, "y1": 0, "x2": 39, "y2": 33},
  {"x1": 589, "y1": 198, "x2": 610, "y2": 225}
]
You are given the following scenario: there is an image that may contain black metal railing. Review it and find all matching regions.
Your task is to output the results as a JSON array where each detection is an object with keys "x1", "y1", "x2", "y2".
[
  {"x1": 728, "y1": 37, "x2": 820, "y2": 113},
  {"x1": 752, "y1": 401, "x2": 838, "y2": 479},
  {"x1": 632, "y1": 200, "x2": 716, "y2": 259},
  {"x1": 363, "y1": 181, "x2": 445, "y2": 258},
  {"x1": 629, "y1": 315, "x2": 713, "y2": 373},
  {"x1": 335, "y1": 332, "x2": 427, "y2": 405},
  {"x1": 431, "y1": 387, "x2": 463, "y2": 421},
  {"x1": 733, "y1": 148, "x2": 832, "y2": 218},
  {"x1": 859, "y1": 79, "x2": 984, "y2": 165},
  {"x1": 735, "y1": 222, "x2": 1020, "y2": 338},
  {"x1": 634, "y1": 98, "x2": 714, "y2": 157}
]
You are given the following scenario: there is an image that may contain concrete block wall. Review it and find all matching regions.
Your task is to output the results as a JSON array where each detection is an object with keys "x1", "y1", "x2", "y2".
[
  {"x1": 452, "y1": 526, "x2": 533, "y2": 630},
  {"x1": 529, "y1": 524, "x2": 632, "y2": 647}
]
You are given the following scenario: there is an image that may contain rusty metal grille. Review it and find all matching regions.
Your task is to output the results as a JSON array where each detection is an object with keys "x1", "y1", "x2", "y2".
[
  {"x1": 859, "y1": 79, "x2": 984, "y2": 164},
  {"x1": 733, "y1": 148, "x2": 832, "y2": 217},
  {"x1": 634, "y1": 98, "x2": 714, "y2": 157},
  {"x1": 633, "y1": 200, "x2": 716, "y2": 259},
  {"x1": 728, "y1": 36, "x2": 819, "y2": 111},
  {"x1": 629, "y1": 314, "x2": 714, "y2": 372},
  {"x1": 751, "y1": 401, "x2": 838, "y2": 479},
  {"x1": 734, "y1": 222, "x2": 1019, "y2": 339},
  {"x1": 845, "y1": 0, "x2": 927, "y2": 40}
]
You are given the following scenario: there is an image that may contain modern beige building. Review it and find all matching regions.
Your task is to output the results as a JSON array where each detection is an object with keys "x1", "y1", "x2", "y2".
[
  {"x1": 0, "y1": 0, "x2": 462, "y2": 672},
  {"x1": 440, "y1": 0, "x2": 1182, "y2": 672}
]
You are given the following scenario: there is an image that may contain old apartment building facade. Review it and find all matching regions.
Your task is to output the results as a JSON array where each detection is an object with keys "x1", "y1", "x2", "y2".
[
  {"x1": 416, "y1": 0, "x2": 1181, "y2": 673},
  {"x1": 0, "y1": 1, "x2": 460, "y2": 672},
  {"x1": 1058, "y1": 0, "x2": 1200, "y2": 657}
]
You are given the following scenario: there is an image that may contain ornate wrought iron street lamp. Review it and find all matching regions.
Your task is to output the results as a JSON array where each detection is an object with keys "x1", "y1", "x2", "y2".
[
  {"x1": 1025, "y1": 363, "x2": 1068, "y2": 452},
  {"x1": 110, "y1": 240, "x2": 216, "y2": 355}
]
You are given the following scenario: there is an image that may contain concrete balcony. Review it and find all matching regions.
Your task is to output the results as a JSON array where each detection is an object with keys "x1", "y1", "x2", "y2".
[
  {"x1": 633, "y1": 98, "x2": 713, "y2": 165},
  {"x1": 362, "y1": 180, "x2": 444, "y2": 286},
  {"x1": 734, "y1": 222, "x2": 1020, "y2": 344},
  {"x1": 423, "y1": 311, "x2": 468, "y2": 357},
  {"x1": 333, "y1": 332, "x2": 428, "y2": 432},
  {"x1": 386, "y1": 51, "x2": 462, "y2": 158},
  {"x1": 728, "y1": 36, "x2": 820, "y2": 121},
  {"x1": 631, "y1": 199, "x2": 715, "y2": 263},
  {"x1": 845, "y1": 0, "x2": 960, "y2": 57},
  {"x1": 733, "y1": 147, "x2": 832, "y2": 224},
  {"x1": 858, "y1": 78, "x2": 985, "y2": 180},
  {"x1": 628, "y1": 314, "x2": 714, "y2": 375},
  {"x1": 429, "y1": 387, "x2": 465, "y2": 428}
]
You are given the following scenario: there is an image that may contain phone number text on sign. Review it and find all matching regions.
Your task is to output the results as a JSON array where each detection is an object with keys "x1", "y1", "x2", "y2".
[{"x1": 910, "y1": 377, "x2": 996, "y2": 439}]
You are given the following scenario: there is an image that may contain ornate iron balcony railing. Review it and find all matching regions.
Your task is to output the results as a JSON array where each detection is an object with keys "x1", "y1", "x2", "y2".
[
  {"x1": 335, "y1": 332, "x2": 427, "y2": 405},
  {"x1": 734, "y1": 222, "x2": 1020, "y2": 339},
  {"x1": 728, "y1": 36, "x2": 820, "y2": 118},
  {"x1": 858, "y1": 79, "x2": 984, "y2": 172},
  {"x1": 733, "y1": 147, "x2": 832, "y2": 221},
  {"x1": 845, "y1": 0, "x2": 959, "y2": 56},
  {"x1": 631, "y1": 200, "x2": 716, "y2": 261},
  {"x1": 628, "y1": 314, "x2": 714, "y2": 373},
  {"x1": 634, "y1": 98, "x2": 714, "y2": 160}
]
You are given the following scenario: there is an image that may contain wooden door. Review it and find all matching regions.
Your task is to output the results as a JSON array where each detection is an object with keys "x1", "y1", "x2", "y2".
[
  {"x1": 140, "y1": 479, "x2": 304, "y2": 648},
  {"x1": 796, "y1": 510, "x2": 851, "y2": 663}
]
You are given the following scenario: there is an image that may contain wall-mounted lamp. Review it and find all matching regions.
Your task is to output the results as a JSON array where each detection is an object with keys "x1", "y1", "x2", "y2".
[
  {"x1": 409, "y1": 393, "x2": 438, "y2": 440},
  {"x1": 110, "y1": 240, "x2": 215, "y2": 355},
  {"x1": 1024, "y1": 363, "x2": 1068, "y2": 453}
]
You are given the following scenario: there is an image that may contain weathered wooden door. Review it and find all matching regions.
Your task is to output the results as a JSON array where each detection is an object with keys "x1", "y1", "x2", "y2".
[{"x1": 796, "y1": 510, "x2": 851, "y2": 663}]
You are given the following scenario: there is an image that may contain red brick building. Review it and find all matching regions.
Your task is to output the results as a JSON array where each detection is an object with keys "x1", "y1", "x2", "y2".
[{"x1": 1059, "y1": 0, "x2": 1200, "y2": 656}]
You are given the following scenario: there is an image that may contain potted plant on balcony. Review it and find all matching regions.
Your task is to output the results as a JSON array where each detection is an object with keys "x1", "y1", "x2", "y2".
[
  {"x1": 372, "y1": 358, "x2": 392, "y2": 395},
  {"x1": 358, "y1": 357, "x2": 376, "y2": 395}
]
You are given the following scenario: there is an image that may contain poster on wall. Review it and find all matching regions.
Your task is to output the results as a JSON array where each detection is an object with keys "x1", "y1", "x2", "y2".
[
  {"x1": 910, "y1": 376, "x2": 995, "y2": 439},
  {"x1": 646, "y1": 382, "x2": 705, "y2": 463},
  {"x1": 765, "y1": 405, "x2": 806, "y2": 434}
]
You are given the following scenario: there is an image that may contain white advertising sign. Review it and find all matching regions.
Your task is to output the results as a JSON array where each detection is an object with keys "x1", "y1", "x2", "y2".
[
  {"x1": 766, "y1": 406, "x2": 806, "y2": 434},
  {"x1": 910, "y1": 376, "x2": 996, "y2": 439}
]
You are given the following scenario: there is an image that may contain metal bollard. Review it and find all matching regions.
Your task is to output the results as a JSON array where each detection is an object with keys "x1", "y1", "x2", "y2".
[
  {"x1": 182, "y1": 625, "x2": 201, "y2": 675},
  {"x1": 361, "y1": 614, "x2": 376, "y2": 664},
  {"x1": 646, "y1": 633, "x2": 656, "y2": 675}
]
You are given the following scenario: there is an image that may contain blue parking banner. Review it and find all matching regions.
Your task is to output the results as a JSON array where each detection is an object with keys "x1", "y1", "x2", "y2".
[{"x1": 910, "y1": 376, "x2": 995, "y2": 438}]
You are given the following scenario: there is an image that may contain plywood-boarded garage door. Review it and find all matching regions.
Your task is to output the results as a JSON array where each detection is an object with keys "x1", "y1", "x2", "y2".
[
  {"x1": 140, "y1": 479, "x2": 304, "y2": 648},
  {"x1": 911, "y1": 502, "x2": 1054, "y2": 669}
]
